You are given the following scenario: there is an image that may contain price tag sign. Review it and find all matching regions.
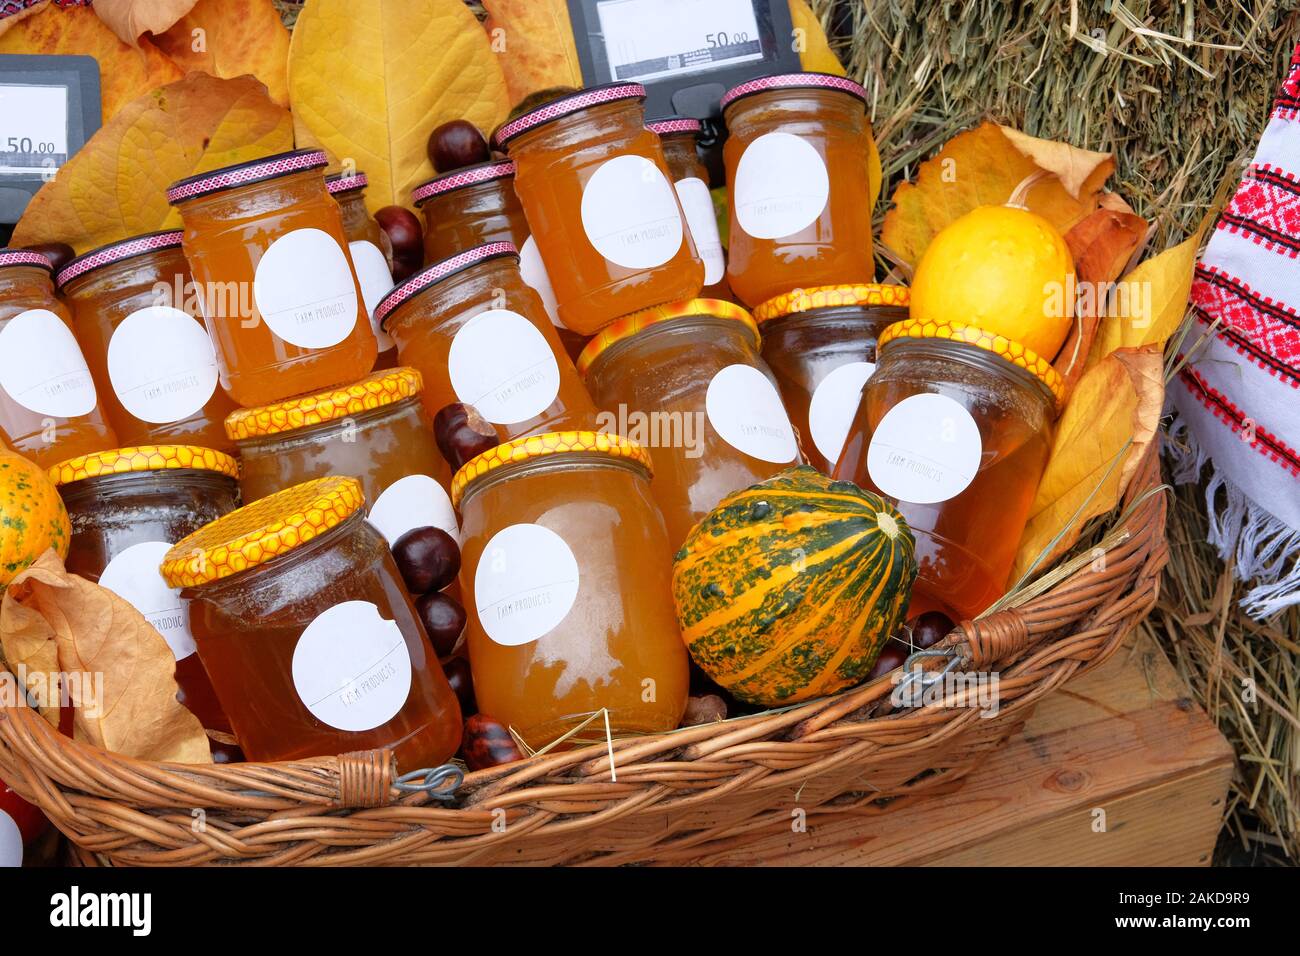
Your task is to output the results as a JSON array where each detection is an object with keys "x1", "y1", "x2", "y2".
[
  {"x1": 596, "y1": 0, "x2": 766, "y2": 83},
  {"x1": 0, "y1": 83, "x2": 70, "y2": 177},
  {"x1": 0, "y1": 54, "x2": 100, "y2": 225},
  {"x1": 567, "y1": 0, "x2": 800, "y2": 125}
]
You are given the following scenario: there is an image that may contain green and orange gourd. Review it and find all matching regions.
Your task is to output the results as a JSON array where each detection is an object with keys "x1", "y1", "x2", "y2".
[
  {"x1": 672, "y1": 466, "x2": 917, "y2": 705},
  {"x1": 0, "y1": 448, "x2": 70, "y2": 589}
]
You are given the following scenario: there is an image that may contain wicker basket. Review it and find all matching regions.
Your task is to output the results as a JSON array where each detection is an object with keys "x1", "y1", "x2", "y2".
[{"x1": 0, "y1": 448, "x2": 1167, "y2": 866}]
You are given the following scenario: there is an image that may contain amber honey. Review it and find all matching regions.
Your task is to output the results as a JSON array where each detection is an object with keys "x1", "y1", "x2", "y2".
[
  {"x1": 832, "y1": 325, "x2": 1061, "y2": 620},
  {"x1": 755, "y1": 285, "x2": 909, "y2": 474},
  {"x1": 229, "y1": 368, "x2": 456, "y2": 544},
  {"x1": 494, "y1": 84, "x2": 704, "y2": 334},
  {"x1": 52, "y1": 445, "x2": 241, "y2": 734},
  {"x1": 721, "y1": 74, "x2": 876, "y2": 307},
  {"x1": 327, "y1": 171, "x2": 397, "y2": 366},
  {"x1": 164, "y1": 477, "x2": 462, "y2": 767},
  {"x1": 453, "y1": 433, "x2": 688, "y2": 749},
  {"x1": 579, "y1": 299, "x2": 798, "y2": 548},
  {"x1": 376, "y1": 243, "x2": 597, "y2": 440},
  {"x1": 648, "y1": 118, "x2": 730, "y2": 300},
  {"x1": 0, "y1": 250, "x2": 117, "y2": 467},
  {"x1": 58, "y1": 232, "x2": 238, "y2": 454},
  {"x1": 168, "y1": 149, "x2": 377, "y2": 407}
]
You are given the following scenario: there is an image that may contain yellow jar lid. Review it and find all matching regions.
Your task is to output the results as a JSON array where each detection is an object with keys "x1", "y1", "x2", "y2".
[
  {"x1": 450, "y1": 430, "x2": 653, "y2": 509},
  {"x1": 575, "y1": 298, "x2": 757, "y2": 377},
  {"x1": 49, "y1": 445, "x2": 239, "y2": 487},
  {"x1": 878, "y1": 319, "x2": 1066, "y2": 407},
  {"x1": 752, "y1": 284, "x2": 910, "y2": 323},
  {"x1": 225, "y1": 367, "x2": 424, "y2": 441},
  {"x1": 160, "y1": 475, "x2": 364, "y2": 588}
]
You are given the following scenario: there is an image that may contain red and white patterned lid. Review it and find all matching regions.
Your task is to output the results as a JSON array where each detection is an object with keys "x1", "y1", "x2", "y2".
[
  {"x1": 492, "y1": 83, "x2": 647, "y2": 150},
  {"x1": 0, "y1": 248, "x2": 53, "y2": 272},
  {"x1": 56, "y1": 231, "x2": 184, "y2": 288},
  {"x1": 167, "y1": 149, "x2": 329, "y2": 204},
  {"x1": 325, "y1": 171, "x2": 368, "y2": 195},
  {"x1": 720, "y1": 72, "x2": 867, "y2": 111},
  {"x1": 411, "y1": 160, "x2": 515, "y2": 205},
  {"x1": 646, "y1": 117, "x2": 703, "y2": 136},
  {"x1": 373, "y1": 241, "x2": 518, "y2": 328}
]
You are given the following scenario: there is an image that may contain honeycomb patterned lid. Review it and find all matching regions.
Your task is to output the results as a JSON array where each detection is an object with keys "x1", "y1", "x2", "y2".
[
  {"x1": 49, "y1": 445, "x2": 239, "y2": 487},
  {"x1": 878, "y1": 319, "x2": 1066, "y2": 408},
  {"x1": 225, "y1": 367, "x2": 424, "y2": 441},
  {"x1": 753, "y1": 284, "x2": 911, "y2": 323},
  {"x1": 451, "y1": 430, "x2": 653, "y2": 508},
  {"x1": 160, "y1": 475, "x2": 365, "y2": 588},
  {"x1": 575, "y1": 298, "x2": 758, "y2": 377}
]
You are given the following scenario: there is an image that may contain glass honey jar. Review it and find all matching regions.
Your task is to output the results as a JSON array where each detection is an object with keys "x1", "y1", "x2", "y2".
[
  {"x1": 167, "y1": 149, "x2": 378, "y2": 407},
  {"x1": 162, "y1": 476, "x2": 463, "y2": 767},
  {"x1": 375, "y1": 242, "x2": 597, "y2": 440},
  {"x1": 721, "y1": 74, "x2": 876, "y2": 307},
  {"x1": 832, "y1": 320, "x2": 1064, "y2": 621},
  {"x1": 754, "y1": 284, "x2": 910, "y2": 475},
  {"x1": 0, "y1": 249, "x2": 118, "y2": 467},
  {"x1": 647, "y1": 117, "x2": 728, "y2": 299},
  {"x1": 57, "y1": 232, "x2": 239, "y2": 454},
  {"x1": 326, "y1": 171, "x2": 397, "y2": 366},
  {"x1": 578, "y1": 299, "x2": 798, "y2": 549},
  {"x1": 52, "y1": 445, "x2": 241, "y2": 735},
  {"x1": 452, "y1": 432, "x2": 688, "y2": 749},
  {"x1": 228, "y1": 367, "x2": 456, "y2": 544},
  {"x1": 493, "y1": 83, "x2": 704, "y2": 334}
]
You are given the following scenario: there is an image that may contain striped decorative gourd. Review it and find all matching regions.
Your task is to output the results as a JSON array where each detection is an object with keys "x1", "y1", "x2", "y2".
[{"x1": 672, "y1": 466, "x2": 917, "y2": 705}]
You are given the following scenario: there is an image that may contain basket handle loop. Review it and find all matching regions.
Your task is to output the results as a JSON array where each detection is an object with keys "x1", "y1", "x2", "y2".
[
  {"x1": 956, "y1": 610, "x2": 1031, "y2": 670},
  {"x1": 336, "y1": 750, "x2": 396, "y2": 808}
]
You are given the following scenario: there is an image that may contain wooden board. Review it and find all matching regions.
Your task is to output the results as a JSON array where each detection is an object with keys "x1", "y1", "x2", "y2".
[{"x1": 672, "y1": 630, "x2": 1235, "y2": 866}]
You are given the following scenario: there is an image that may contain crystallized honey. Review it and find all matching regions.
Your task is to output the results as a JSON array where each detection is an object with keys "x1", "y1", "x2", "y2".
[
  {"x1": 494, "y1": 84, "x2": 704, "y2": 334},
  {"x1": 168, "y1": 150, "x2": 377, "y2": 407},
  {"x1": 722, "y1": 74, "x2": 876, "y2": 307},
  {"x1": 453, "y1": 433, "x2": 688, "y2": 749},
  {"x1": 59, "y1": 232, "x2": 238, "y2": 454},
  {"x1": 0, "y1": 250, "x2": 117, "y2": 467}
]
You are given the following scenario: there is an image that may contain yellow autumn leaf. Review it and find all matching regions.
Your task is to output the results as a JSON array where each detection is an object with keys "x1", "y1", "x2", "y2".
[
  {"x1": 998, "y1": 126, "x2": 1113, "y2": 200},
  {"x1": 92, "y1": 0, "x2": 196, "y2": 46},
  {"x1": 882, "y1": 122, "x2": 1114, "y2": 267},
  {"x1": 1011, "y1": 345, "x2": 1164, "y2": 581},
  {"x1": 482, "y1": 0, "x2": 582, "y2": 106},
  {"x1": 0, "y1": 2, "x2": 183, "y2": 120},
  {"x1": 289, "y1": 0, "x2": 512, "y2": 214},
  {"x1": 789, "y1": 0, "x2": 845, "y2": 75},
  {"x1": 12, "y1": 73, "x2": 293, "y2": 253},
  {"x1": 1086, "y1": 229, "x2": 1203, "y2": 366},
  {"x1": 152, "y1": 0, "x2": 291, "y2": 106}
]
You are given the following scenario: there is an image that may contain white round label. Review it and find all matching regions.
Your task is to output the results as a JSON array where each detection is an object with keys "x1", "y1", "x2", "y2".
[
  {"x1": 580, "y1": 154, "x2": 683, "y2": 269},
  {"x1": 808, "y1": 361, "x2": 875, "y2": 467},
  {"x1": 291, "y1": 601, "x2": 413, "y2": 733},
  {"x1": 474, "y1": 523, "x2": 579, "y2": 647},
  {"x1": 254, "y1": 228, "x2": 359, "y2": 348},
  {"x1": 705, "y1": 364, "x2": 798, "y2": 464},
  {"x1": 448, "y1": 308, "x2": 561, "y2": 425},
  {"x1": 367, "y1": 474, "x2": 458, "y2": 546},
  {"x1": 867, "y1": 393, "x2": 983, "y2": 505},
  {"x1": 734, "y1": 132, "x2": 830, "y2": 239},
  {"x1": 0, "y1": 309, "x2": 97, "y2": 418},
  {"x1": 0, "y1": 810, "x2": 21, "y2": 868},
  {"x1": 675, "y1": 176, "x2": 725, "y2": 285},
  {"x1": 99, "y1": 540, "x2": 197, "y2": 662},
  {"x1": 348, "y1": 240, "x2": 396, "y2": 351},
  {"x1": 518, "y1": 235, "x2": 564, "y2": 328},
  {"x1": 107, "y1": 306, "x2": 219, "y2": 424}
]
